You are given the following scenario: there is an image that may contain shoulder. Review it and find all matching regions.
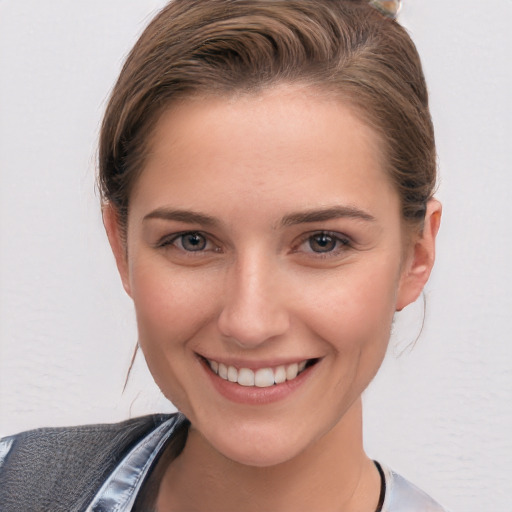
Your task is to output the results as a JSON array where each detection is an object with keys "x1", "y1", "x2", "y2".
[
  {"x1": 0, "y1": 413, "x2": 177, "y2": 512},
  {"x1": 381, "y1": 464, "x2": 450, "y2": 512}
]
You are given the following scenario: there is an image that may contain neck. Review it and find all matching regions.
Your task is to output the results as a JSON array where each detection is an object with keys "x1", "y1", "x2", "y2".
[{"x1": 156, "y1": 399, "x2": 380, "y2": 512}]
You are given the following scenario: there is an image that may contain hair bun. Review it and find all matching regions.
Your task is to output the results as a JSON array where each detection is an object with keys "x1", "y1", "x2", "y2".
[{"x1": 368, "y1": 0, "x2": 402, "y2": 18}]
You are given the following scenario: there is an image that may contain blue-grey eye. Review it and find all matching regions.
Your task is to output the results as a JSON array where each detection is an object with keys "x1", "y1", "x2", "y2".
[
  {"x1": 309, "y1": 233, "x2": 338, "y2": 253},
  {"x1": 181, "y1": 232, "x2": 207, "y2": 251}
]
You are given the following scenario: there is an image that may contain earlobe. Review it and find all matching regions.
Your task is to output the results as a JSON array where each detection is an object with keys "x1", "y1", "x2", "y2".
[
  {"x1": 102, "y1": 204, "x2": 132, "y2": 297},
  {"x1": 396, "y1": 199, "x2": 442, "y2": 311}
]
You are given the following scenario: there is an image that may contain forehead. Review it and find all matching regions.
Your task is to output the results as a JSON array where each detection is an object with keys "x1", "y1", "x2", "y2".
[{"x1": 130, "y1": 86, "x2": 398, "y2": 222}]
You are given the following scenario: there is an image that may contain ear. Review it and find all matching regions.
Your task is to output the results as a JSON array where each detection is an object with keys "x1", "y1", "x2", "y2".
[
  {"x1": 396, "y1": 199, "x2": 442, "y2": 311},
  {"x1": 102, "y1": 203, "x2": 132, "y2": 297}
]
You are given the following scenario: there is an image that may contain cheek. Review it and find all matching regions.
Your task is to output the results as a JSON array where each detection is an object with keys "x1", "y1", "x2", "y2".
[
  {"x1": 301, "y1": 258, "x2": 400, "y2": 356},
  {"x1": 298, "y1": 263, "x2": 400, "y2": 414},
  {"x1": 128, "y1": 262, "x2": 219, "y2": 396},
  {"x1": 131, "y1": 262, "x2": 217, "y2": 340}
]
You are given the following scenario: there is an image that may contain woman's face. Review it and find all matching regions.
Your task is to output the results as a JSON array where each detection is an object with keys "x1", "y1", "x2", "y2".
[{"x1": 108, "y1": 86, "x2": 433, "y2": 466}]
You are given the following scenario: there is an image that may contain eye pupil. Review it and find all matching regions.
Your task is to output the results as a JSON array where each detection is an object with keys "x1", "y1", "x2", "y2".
[
  {"x1": 310, "y1": 234, "x2": 336, "y2": 253},
  {"x1": 182, "y1": 233, "x2": 206, "y2": 251}
]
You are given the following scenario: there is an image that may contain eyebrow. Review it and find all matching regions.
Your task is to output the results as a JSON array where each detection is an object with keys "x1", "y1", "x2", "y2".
[
  {"x1": 281, "y1": 206, "x2": 376, "y2": 226},
  {"x1": 143, "y1": 205, "x2": 375, "y2": 228},
  {"x1": 143, "y1": 208, "x2": 219, "y2": 226}
]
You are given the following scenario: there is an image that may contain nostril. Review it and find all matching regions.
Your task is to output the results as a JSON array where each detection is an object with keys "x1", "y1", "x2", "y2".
[{"x1": 217, "y1": 305, "x2": 290, "y2": 348}]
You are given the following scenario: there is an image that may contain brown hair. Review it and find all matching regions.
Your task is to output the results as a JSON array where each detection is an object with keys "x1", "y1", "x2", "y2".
[{"x1": 99, "y1": 0, "x2": 436, "y2": 234}]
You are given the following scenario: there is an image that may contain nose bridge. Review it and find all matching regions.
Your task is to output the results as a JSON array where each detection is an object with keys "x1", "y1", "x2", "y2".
[{"x1": 217, "y1": 247, "x2": 289, "y2": 348}]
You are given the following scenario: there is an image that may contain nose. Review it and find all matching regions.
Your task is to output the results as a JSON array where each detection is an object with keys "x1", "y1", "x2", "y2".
[{"x1": 217, "y1": 253, "x2": 290, "y2": 349}]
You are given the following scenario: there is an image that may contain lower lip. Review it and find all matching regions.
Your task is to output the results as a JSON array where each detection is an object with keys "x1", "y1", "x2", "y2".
[{"x1": 200, "y1": 358, "x2": 317, "y2": 405}]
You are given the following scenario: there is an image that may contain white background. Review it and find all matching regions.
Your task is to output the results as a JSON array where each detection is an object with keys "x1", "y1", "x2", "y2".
[{"x1": 0, "y1": 1, "x2": 511, "y2": 510}]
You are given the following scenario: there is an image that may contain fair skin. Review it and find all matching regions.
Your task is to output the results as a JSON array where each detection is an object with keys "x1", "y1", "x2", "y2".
[{"x1": 105, "y1": 85, "x2": 441, "y2": 512}]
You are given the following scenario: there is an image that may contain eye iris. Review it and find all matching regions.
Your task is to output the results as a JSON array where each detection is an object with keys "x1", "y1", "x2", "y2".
[
  {"x1": 310, "y1": 234, "x2": 336, "y2": 253},
  {"x1": 182, "y1": 233, "x2": 206, "y2": 251}
]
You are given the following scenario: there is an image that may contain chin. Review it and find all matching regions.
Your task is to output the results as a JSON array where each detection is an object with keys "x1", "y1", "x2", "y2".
[
  {"x1": 197, "y1": 414, "x2": 320, "y2": 468},
  {"x1": 215, "y1": 436, "x2": 305, "y2": 468}
]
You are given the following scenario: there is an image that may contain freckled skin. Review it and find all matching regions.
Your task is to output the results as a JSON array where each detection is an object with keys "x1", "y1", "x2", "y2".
[{"x1": 104, "y1": 85, "x2": 441, "y2": 511}]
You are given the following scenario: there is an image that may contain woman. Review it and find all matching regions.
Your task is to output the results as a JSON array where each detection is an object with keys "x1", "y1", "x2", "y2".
[{"x1": 0, "y1": 1, "x2": 447, "y2": 510}]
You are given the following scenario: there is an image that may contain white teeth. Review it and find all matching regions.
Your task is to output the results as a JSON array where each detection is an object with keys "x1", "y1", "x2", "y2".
[
  {"x1": 218, "y1": 363, "x2": 228, "y2": 379},
  {"x1": 227, "y1": 365, "x2": 238, "y2": 382},
  {"x1": 255, "y1": 368, "x2": 275, "y2": 387},
  {"x1": 286, "y1": 363, "x2": 298, "y2": 381},
  {"x1": 207, "y1": 358, "x2": 310, "y2": 388},
  {"x1": 274, "y1": 365, "x2": 287, "y2": 384},
  {"x1": 238, "y1": 368, "x2": 255, "y2": 386}
]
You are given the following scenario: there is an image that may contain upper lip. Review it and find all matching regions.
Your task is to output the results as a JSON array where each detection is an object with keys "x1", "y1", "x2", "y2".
[{"x1": 196, "y1": 353, "x2": 319, "y2": 370}]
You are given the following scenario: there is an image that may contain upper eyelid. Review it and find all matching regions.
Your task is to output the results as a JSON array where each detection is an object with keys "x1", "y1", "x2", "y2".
[
  {"x1": 157, "y1": 230, "x2": 211, "y2": 247},
  {"x1": 290, "y1": 231, "x2": 353, "y2": 256},
  {"x1": 296, "y1": 230, "x2": 352, "y2": 244}
]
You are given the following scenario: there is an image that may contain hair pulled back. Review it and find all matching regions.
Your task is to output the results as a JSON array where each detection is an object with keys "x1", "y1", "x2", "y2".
[{"x1": 99, "y1": 0, "x2": 436, "y2": 233}]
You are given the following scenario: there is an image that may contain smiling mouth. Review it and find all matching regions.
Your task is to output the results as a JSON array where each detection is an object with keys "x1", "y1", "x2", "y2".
[{"x1": 202, "y1": 357, "x2": 318, "y2": 388}]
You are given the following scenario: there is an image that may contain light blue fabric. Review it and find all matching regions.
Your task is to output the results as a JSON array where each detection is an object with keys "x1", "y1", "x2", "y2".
[
  {"x1": 381, "y1": 465, "x2": 448, "y2": 512},
  {"x1": 0, "y1": 437, "x2": 14, "y2": 470},
  {"x1": 84, "y1": 415, "x2": 185, "y2": 512}
]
